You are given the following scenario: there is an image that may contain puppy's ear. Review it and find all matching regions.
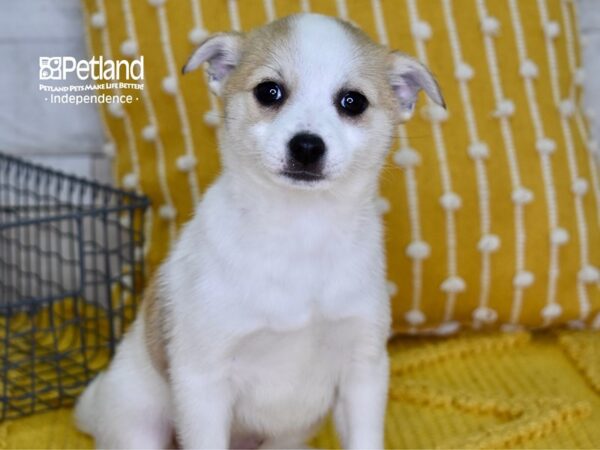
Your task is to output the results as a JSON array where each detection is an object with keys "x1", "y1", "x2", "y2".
[
  {"x1": 182, "y1": 32, "x2": 244, "y2": 96},
  {"x1": 387, "y1": 51, "x2": 445, "y2": 122}
]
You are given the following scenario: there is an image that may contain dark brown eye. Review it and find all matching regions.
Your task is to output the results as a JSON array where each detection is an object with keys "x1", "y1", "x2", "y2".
[
  {"x1": 338, "y1": 91, "x2": 368, "y2": 116},
  {"x1": 254, "y1": 81, "x2": 285, "y2": 107}
]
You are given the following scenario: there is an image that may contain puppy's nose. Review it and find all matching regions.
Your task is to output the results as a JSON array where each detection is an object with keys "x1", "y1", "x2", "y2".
[{"x1": 288, "y1": 133, "x2": 326, "y2": 166}]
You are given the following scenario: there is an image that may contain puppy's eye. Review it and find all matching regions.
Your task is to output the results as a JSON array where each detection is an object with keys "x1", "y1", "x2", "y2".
[
  {"x1": 338, "y1": 91, "x2": 368, "y2": 117},
  {"x1": 254, "y1": 81, "x2": 285, "y2": 107}
]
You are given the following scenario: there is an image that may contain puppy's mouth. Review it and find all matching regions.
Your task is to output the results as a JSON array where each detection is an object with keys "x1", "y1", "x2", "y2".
[{"x1": 281, "y1": 170, "x2": 325, "y2": 183}]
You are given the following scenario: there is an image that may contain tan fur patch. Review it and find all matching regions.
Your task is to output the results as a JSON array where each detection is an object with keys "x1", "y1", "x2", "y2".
[
  {"x1": 142, "y1": 275, "x2": 169, "y2": 377},
  {"x1": 224, "y1": 16, "x2": 295, "y2": 97}
]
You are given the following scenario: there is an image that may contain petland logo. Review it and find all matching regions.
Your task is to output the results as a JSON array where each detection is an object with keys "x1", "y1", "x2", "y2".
[
  {"x1": 39, "y1": 56, "x2": 144, "y2": 81},
  {"x1": 39, "y1": 56, "x2": 144, "y2": 105}
]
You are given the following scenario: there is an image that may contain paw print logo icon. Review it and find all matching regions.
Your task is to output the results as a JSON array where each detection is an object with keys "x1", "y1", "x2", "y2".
[{"x1": 39, "y1": 57, "x2": 62, "y2": 80}]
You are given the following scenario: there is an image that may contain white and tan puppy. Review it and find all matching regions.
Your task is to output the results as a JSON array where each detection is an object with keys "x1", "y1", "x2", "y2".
[{"x1": 75, "y1": 13, "x2": 443, "y2": 450}]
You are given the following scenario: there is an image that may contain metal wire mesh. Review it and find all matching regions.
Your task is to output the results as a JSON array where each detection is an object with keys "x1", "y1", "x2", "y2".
[{"x1": 0, "y1": 152, "x2": 149, "y2": 420}]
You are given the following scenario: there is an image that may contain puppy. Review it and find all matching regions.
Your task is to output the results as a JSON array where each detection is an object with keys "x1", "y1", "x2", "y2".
[{"x1": 75, "y1": 13, "x2": 444, "y2": 449}]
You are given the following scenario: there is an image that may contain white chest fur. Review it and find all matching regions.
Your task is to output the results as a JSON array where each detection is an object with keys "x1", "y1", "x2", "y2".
[
  {"x1": 162, "y1": 175, "x2": 390, "y2": 443},
  {"x1": 165, "y1": 176, "x2": 387, "y2": 334},
  {"x1": 228, "y1": 317, "x2": 363, "y2": 435}
]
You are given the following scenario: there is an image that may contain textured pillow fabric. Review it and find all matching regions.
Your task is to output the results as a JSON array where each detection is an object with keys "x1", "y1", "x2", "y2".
[{"x1": 82, "y1": 0, "x2": 600, "y2": 334}]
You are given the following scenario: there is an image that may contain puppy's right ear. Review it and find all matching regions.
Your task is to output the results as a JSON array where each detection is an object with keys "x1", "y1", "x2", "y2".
[
  {"x1": 387, "y1": 51, "x2": 445, "y2": 122},
  {"x1": 182, "y1": 32, "x2": 244, "y2": 96}
]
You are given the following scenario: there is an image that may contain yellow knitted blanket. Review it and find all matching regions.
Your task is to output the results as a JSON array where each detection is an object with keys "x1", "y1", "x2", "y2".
[{"x1": 2, "y1": 331, "x2": 599, "y2": 449}]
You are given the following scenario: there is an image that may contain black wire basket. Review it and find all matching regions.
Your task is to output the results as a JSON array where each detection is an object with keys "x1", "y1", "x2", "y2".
[{"x1": 0, "y1": 152, "x2": 149, "y2": 420}]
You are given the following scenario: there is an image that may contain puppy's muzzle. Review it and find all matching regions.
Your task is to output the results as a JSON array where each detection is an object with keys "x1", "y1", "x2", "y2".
[{"x1": 284, "y1": 132, "x2": 326, "y2": 182}]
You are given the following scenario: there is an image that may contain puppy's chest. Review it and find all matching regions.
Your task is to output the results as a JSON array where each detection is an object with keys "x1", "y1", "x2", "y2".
[
  {"x1": 231, "y1": 318, "x2": 358, "y2": 374},
  {"x1": 229, "y1": 318, "x2": 360, "y2": 423},
  {"x1": 219, "y1": 222, "x2": 373, "y2": 327}
]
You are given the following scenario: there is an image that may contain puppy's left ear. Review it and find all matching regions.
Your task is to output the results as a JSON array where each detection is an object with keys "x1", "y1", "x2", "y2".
[
  {"x1": 387, "y1": 51, "x2": 445, "y2": 122},
  {"x1": 182, "y1": 32, "x2": 245, "y2": 96}
]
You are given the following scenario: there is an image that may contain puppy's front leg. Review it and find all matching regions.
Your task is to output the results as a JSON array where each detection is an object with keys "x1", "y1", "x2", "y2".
[
  {"x1": 335, "y1": 348, "x2": 389, "y2": 450},
  {"x1": 170, "y1": 360, "x2": 232, "y2": 449}
]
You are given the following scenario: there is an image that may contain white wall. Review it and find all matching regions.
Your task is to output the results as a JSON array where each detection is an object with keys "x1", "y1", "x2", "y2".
[
  {"x1": 0, "y1": 0, "x2": 598, "y2": 185},
  {"x1": 0, "y1": 0, "x2": 108, "y2": 182}
]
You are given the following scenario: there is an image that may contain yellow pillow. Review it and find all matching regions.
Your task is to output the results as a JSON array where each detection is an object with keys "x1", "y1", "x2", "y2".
[{"x1": 82, "y1": 0, "x2": 600, "y2": 334}]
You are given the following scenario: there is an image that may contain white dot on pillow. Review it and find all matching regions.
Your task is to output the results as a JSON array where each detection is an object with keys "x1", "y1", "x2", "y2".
[
  {"x1": 455, "y1": 62, "x2": 474, "y2": 81},
  {"x1": 544, "y1": 21, "x2": 560, "y2": 39},
  {"x1": 571, "y1": 178, "x2": 588, "y2": 196},
  {"x1": 481, "y1": 16, "x2": 500, "y2": 36},
  {"x1": 473, "y1": 306, "x2": 498, "y2": 324},
  {"x1": 411, "y1": 20, "x2": 432, "y2": 40},
  {"x1": 162, "y1": 76, "x2": 178, "y2": 95},
  {"x1": 520, "y1": 59, "x2": 539, "y2": 78},
  {"x1": 90, "y1": 12, "x2": 106, "y2": 29},
  {"x1": 142, "y1": 124, "x2": 157, "y2": 141},
  {"x1": 122, "y1": 173, "x2": 138, "y2": 189},
  {"x1": 559, "y1": 99, "x2": 575, "y2": 118},
  {"x1": 494, "y1": 99, "x2": 515, "y2": 117},
  {"x1": 134, "y1": 247, "x2": 145, "y2": 261},
  {"x1": 107, "y1": 102, "x2": 124, "y2": 118},
  {"x1": 512, "y1": 187, "x2": 534, "y2": 205},
  {"x1": 405, "y1": 309, "x2": 426, "y2": 326},
  {"x1": 578, "y1": 265, "x2": 600, "y2": 283},
  {"x1": 551, "y1": 227, "x2": 569, "y2": 245},
  {"x1": 176, "y1": 155, "x2": 197, "y2": 172},
  {"x1": 435, "y1": 321, "x2": 461, "y2": 336},
  {"x1": 159, "y1": 204, "x2": 177, "y2": 220},
  {"x1": 120, "y1": 39, "x2": 138, "y2": 57},
  {"x1": 468, "y1": 142, "x2": 489, "y2": 159},
  {"x1": 376, "y1": 197, "x2": 391, "y2": 214},
  {"x1": 393, "y1": 148, "x2": 421, "y2": 168},
  {"x1": 440, "y1": 276, "x2": 466, "y2": 293},
  {"x1": 189, "y1": 27, "x2": 209, "y2": 45},
  {"x1": 103, "y1": 142, "x2": 116, "y2": 158},
  {"x1": 536, "y1": 137, "x2": 556, "y2": 155},
  {"x1": 478, "y1": 234, "x2": 501, "y2": 253},
  {"x1": 203, "y1": 110, "x2": 221, "y2": 127},
  {"x1": 513, "y1": 270, "x2": 534, "y2": 288},
  {"x1": 422, "y1": 104, "x2": 449, "y2": 122},
  {"x1": 119, "y1": 215, "x2": 131, "y2": 228},
  {"x1": 405, "y1": 241, "x2": 431, "y2": 260},
  {"x1": 439, "y1": 192, "x2": 462, "y2": 211},
  {"x1": 541, "y1": 303, "x2": 562, "y2": 320},
  {"x1": 121, "y1": 274, "x2": 133, "y2": 289}
]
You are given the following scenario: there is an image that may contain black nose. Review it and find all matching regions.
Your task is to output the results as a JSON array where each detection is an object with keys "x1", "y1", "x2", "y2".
[{"x1": 288, "y1": 133, "x2": 326, "y2": 166}]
